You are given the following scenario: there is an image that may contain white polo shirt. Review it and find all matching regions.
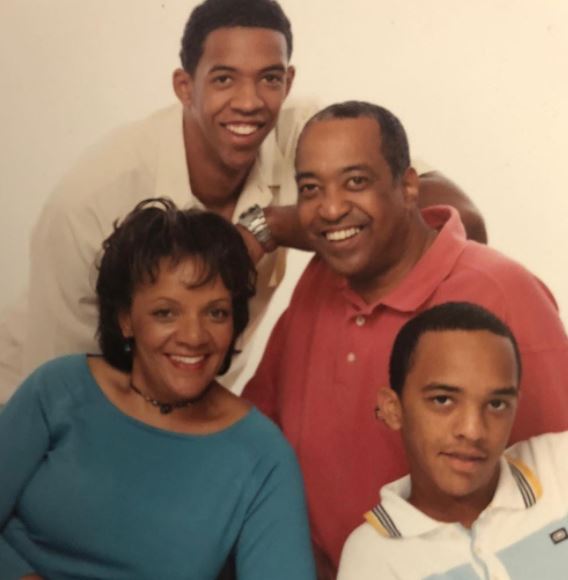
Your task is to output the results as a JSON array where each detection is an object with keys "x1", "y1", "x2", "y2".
[{"x1": 338, "y1": 432, "x2": 568, "y2": 580}]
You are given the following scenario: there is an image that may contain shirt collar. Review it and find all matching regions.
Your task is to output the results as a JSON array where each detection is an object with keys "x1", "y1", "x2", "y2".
[
  {"x1": 493, "y1": 454, "x2": 542, "y2": 509},
  {"x1": 232, "y1": 129, "x2": 281, "y2": 220},
  {"x1": 339, "y1": 206, "x2": 468, "y2": 315},
  {"x1": 366, "y1": 455, "x2": 542, "y2": 539},
  {"x1": 369, "y1": 475, "x2": 445, "y2": 538}
]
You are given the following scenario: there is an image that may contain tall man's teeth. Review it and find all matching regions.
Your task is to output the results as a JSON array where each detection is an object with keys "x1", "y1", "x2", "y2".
[
  {"x1": 325, "y1": 227, "x2": 361, "y2": 241},
  {"x1": 226, "y1": 124, "x2": 257, "y2": 135}
]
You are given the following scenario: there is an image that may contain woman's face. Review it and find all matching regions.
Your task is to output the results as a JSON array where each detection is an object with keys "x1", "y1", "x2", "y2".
[{"x1": 119, "y1": 257, "x2": 234, "y2": 402}]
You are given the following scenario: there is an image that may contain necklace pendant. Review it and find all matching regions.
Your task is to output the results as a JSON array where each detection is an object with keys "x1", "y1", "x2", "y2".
[{"x1": 159, "y1": 403, "x2": 173, "y2": 414}]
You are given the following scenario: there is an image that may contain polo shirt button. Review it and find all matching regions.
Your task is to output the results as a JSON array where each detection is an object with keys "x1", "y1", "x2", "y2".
[
  {"x1": 355, "y1": 315, "x2": 366, "y2": 327},
  {"x1": 347, "y1": 352, "x2": 356, "y2": 363}
]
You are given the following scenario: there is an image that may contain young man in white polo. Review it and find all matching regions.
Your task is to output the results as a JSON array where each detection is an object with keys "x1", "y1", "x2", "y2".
[{"x1": 339, "y1": 301, "x2": 568, "y2": 580}]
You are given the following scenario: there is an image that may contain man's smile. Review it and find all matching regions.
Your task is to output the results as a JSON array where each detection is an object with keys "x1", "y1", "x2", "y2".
[
  {"x1": 324, "y1": 226, "x2": 362, "y2": 242},
  {"x1": 223, "y1": 122, "x2": 264, "y2": 136}
]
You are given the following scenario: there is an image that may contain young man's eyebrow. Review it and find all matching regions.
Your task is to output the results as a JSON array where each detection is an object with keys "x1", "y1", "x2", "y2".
[
  {"x1": 259, "y1": 64, "x2": 287, "y2": 73},
  {"x1": 208, "y1": 64, "x2": 287, "y2": 74},
  {"x1": 420, "y1": 384, "x2": 519, "y2": 397},
  {"x1": 208, "y1": 65, "x2": 238, "y2": 74},
  {"x1": 421, "y1": 383, "x2": 461, "y2": 394},
  {"x1": 491, "y1": 386, "x2": 518, "y2": 397}
]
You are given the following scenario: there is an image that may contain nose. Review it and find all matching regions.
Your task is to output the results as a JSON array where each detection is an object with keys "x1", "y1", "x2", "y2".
[
  {"x1": 318, "y1": 185, "x2": 351, "y2": 223},
  {"x1": 454, "y1": 405, "x2": 486, "y2": 442},
  {"x1": 230, "y1": 80, "x2": 263, "y2": 113},
  {"x1": 176, "y1": 314, "x2": 209, "y2": 348}
]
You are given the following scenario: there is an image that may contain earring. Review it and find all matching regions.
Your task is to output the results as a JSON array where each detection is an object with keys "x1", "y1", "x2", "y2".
[{"x1": 124, "y1": 336, "x2": 134, "y2": 354}]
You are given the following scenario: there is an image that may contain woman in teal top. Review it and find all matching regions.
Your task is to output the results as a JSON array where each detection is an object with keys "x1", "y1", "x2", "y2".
[{"x1": 0, "y1": 199, "x2": 316, "y2": 580}]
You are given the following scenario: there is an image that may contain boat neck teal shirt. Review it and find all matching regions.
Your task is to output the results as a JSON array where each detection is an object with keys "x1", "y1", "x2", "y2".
[{"x1": 0, "y1": 355, "x2": 315, "y2": 579}]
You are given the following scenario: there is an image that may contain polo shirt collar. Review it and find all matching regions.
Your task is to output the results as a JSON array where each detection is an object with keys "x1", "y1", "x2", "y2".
[
  {"x1": 493, "y1": 455, "x2": 542, "y2": 509},
  {"x1": 233, "y1": 130, "x2": 281, "y2": 220},
  {"x1": 369, "y1": 476, "x2": 446, "y2": 538},
  {"x1": 366, "y1": 455, "x2": 542, "y2": 539},
  {"x1": 339, "y1": 205, "x2": 469, "y2": 315},
  {"x1": 154, "y1": 103, "x2": 281, "y2": 220}
]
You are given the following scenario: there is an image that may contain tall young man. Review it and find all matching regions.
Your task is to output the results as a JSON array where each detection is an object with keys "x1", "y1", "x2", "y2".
[
  {"x1": 0, "y1": 0, "x2": 302, "y2": 398},
  {"x1": 244, "y1": 101, "x2": 568, "y2": 571},
  {"x1": 339, "y1": 302, "x2": 568, "y2": 579},
  {"x1": 0, "y1": 0, "x2": 484, "y2": 401}
]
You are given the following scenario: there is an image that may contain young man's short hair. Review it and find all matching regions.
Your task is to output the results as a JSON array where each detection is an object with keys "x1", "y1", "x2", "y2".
[
  {"x1": 389, "y1": 301, "x2": 522, "y2": 394},
  {"x1": 180, "y1": 0, "x2": 293, "y2": 74}
]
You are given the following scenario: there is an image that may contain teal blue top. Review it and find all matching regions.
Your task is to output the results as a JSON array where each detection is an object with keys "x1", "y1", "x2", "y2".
[{"x1": 0, "y1": 355, "x2": 315, "y2": 579}]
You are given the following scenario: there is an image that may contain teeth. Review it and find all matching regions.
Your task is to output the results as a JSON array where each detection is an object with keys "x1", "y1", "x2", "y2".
[
  {"x1": 226, "y1": 124, "x2": 258, "y2": 136},
  {"x1": 325, "y1": 227, "x2": 361, "y2": 242},
  {"x1": 170, "y1": 354, "x2": 205, "y2": 365}
]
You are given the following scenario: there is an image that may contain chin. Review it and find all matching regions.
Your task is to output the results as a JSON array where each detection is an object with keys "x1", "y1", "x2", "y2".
[
  {"x1": 223, "y1": 152, "x2": 259, "y2": 172},
  {"x1": 440, "y1": 478, "x2": 489, "y2": 501}
]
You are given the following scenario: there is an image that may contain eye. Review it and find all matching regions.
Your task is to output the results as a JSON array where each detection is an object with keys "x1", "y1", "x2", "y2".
[
  {"x1": 152, "y1": 308, "x2": 174, "y2": 320},
  {"x1": 346, "y1": 175, "x2": 369, "y2": 189},
  {"x1": 212, "y1": 75, "x2": 233, "y2": 86},
  {"x1": 430, "y1": 395, "x2": 453, "y2": 407},
  {"x1": 488, "y1": 399, "x2": 509, "y2": 412},
  {"x1": 262, "y1": 73, "x2": 285, "y2": 87},
  {"x1": 298, "y1": 182, "x2": 319, "y2": 199},
  {"x1": 209, "y1": 307, "x2": 232, "y2": 322}
]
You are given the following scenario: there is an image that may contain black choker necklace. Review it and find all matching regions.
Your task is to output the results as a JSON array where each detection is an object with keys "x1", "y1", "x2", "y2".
[{"x1": 129, "y1": 380, "x2": 193, "y2": 415}]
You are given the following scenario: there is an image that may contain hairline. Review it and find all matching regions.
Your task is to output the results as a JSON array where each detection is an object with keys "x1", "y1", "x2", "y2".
[{"x1": 401, "y1": 327, "x2": 522, "y2": 395}]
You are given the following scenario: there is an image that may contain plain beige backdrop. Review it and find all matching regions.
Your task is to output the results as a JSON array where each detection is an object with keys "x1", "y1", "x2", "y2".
[{"x1": 1, "y1": 0, "x2": 567, "y2": 390}]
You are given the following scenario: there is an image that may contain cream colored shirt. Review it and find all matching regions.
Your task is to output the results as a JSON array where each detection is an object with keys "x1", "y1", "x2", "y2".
[{"x1": 0, "y1": 101, "x2": 317, "y2": 401}]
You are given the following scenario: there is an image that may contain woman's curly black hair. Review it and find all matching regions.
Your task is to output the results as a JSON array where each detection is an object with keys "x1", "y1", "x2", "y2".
[{"x1": 96, "y1": 198, "x2": 257, "y2": 375}]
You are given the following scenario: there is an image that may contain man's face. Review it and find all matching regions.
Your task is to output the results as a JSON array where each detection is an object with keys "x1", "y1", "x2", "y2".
[
  {"x1": 396, "y1": 329, "x2": 519, "y2": 509},
  {"x1": 295, "y1": 117, "x2": 418, "y2": 295},
  {"x1": 177, "y1": 26, "x2": 294, "y2": 172}
]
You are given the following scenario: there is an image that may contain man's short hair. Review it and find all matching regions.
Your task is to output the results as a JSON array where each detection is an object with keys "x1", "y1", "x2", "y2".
[
  {"x1": 304, "y1": 101, "x2": 410, "y2": 180},
  {"x1": 389, "y1": 302, "x2": 522, "y2": 394},
  {"x1": 180, "y1": 0, "x2": 293, "y2": 75}
]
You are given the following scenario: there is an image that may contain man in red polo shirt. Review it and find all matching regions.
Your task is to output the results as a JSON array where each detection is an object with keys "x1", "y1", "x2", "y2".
[{"x1": 244, "y1": 100, "x2": 568, "y2": 576}]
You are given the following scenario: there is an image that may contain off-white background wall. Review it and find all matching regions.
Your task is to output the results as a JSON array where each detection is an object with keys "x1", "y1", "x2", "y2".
[{"x1": 1, "y1": 0, "x2": 567, "y2": 389}]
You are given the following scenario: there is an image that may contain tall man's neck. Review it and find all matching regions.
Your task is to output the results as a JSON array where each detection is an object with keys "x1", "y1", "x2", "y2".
[{"x1": 183, "y1": 115, "x2": 254, "y2": 221}]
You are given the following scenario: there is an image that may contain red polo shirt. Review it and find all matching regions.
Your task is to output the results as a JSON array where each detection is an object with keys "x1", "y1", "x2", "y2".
[{"x1": 244, "y1": 206, "x2": 568, "y2": 567}]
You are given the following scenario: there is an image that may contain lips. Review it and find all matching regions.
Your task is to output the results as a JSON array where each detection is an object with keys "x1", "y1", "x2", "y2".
[
  {"x1": 167, "y1": 353, "x2": 208, "y2": 370},
  {"x1": 441, "y1": 450, "x2": 488, "y2": 473}
]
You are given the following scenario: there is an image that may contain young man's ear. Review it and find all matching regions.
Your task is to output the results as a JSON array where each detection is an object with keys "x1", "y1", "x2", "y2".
[
  {"x1": 376, "y1": 387, "x2": 403, "y2": 431},
  {"x1": 284, "y1": 65, "x2": 296, "y2": 98},
  {"x1": 401, "y1": 166, "x2": 420, "y2": 207},
  {"x1": 173, "y1": 68, "x2": 193, "y2": 107}
]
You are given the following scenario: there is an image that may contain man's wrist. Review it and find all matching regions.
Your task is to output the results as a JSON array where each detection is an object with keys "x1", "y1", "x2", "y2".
[{"x1": 237, "y1": 204, "x2": 277, "y2": 253}]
